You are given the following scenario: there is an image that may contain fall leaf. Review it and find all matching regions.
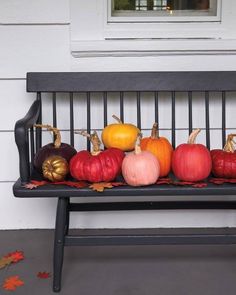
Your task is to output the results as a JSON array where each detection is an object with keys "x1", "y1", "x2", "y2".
[
  {"x1": 37, "y1": 271, "x2": 51, "y2": 279},
  {"x1": 24, "y1": 181, "x2": 48, "y2": 189},
  {"x1": 110, "y1": 182, "x2": 126, "y2": 187},
  {"x1": 89, "y1": 182, "x2": 114, "y2": 192},
  {"x1": 4, "y1": 250, "x2": 24, "y2": 263},
  {"x1": 209, "y1": 178, "x2": 236, "y2": 185},
  {"x1": 156, "y1": 178, "x2": 173, "y2": 185},
  {"x1": 2, "y1": 276, "x2": 24, "y2": 291},
  {"x1": 192, "y1": 183, "x2": 208, "y2": 188},
  {"x1": 173, "y1": 181, "x2": 196, "y2": 186},
  {"x1": 0, "y1": 257, "x2": 14, "y2": 270},
  {"x1": 54, "y1": 181, "x2": 88, "y2": 188}
]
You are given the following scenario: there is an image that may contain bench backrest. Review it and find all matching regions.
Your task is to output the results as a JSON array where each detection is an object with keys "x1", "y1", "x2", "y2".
[{"x1": 27, "y1": 71, "x2": 236, "y2": 156}]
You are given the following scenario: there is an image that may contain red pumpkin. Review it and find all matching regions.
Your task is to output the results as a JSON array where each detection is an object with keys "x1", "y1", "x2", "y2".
[
  {"x1": 211, "y1": 134, "x2": 236, "y2": 178},
  {"x1": 172, "y1": 129, "x2": 212, "y2": 182},
  {"x1": 122, "y1": 142, "x2": 160, "y2": 186},
  {"x1": 70, "y1": 131, "x2": 125, "y2": 182}
]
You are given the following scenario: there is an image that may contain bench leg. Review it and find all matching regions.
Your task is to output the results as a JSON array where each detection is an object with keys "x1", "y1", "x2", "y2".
[{"x1": 53, "y1": 197, "x2": 68, "y2": 292}]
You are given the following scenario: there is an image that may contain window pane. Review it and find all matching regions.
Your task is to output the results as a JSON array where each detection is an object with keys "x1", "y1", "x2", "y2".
[{"x1": 112, "y1": 0, "x2": 218, "y2": 18}]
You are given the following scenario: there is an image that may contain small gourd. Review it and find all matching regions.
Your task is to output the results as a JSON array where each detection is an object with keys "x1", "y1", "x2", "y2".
[
  {"x1": 70, "y1": 131, "x2": 125, "y2": 183},
  {"x1": 102, "y1": 115, "x2": 140, "y2": 151},
  {"x1": 140, "y1": 123, "x2": 173, "y2": 177},
  {"x1": 42, "y1": 155, "x2": 69, "y2": 182},
  {"x1": 122, "y1": 140, "x2": 160, "y2": 186},
  {"x1": 34, "y1": 124, "x2": 77, "y2": 172}
]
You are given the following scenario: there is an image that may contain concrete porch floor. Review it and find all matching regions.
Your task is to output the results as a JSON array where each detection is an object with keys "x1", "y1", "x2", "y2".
[{"x1": 1, "y1": 229, "x2": 236, "y2": 295}]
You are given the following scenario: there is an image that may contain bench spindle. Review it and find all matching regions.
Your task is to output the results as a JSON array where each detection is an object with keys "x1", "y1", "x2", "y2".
[
  {"x1": 86, "y1": 92, "x2": 91, "y2": 151},
  {"x1": 188, "y1": 91, "x2": 193, "y2": 135},
  {"x1": 154, "y1": 91, "x2": 159, "y2": 125},
  {"x1": 120, "y1": 92, "x2": 124, "y2": 122},
  {"x1": 103, "y1": 91, "x2": 108, "y2": 128},
  {"x1": 222, "y1": 91, "x2": 226, "y2": 148},
  {"x1": 205, "y1": 91, "x2": 210, "y2": 149},
  {"x1": 36, "y1": 92, "x2": 42, "y2": 152},
  {"x1": 171, "y1": 91, "x2": 176, "y2": 148},
  {"x1": 70, "y1": 93, "x2": 74, "y2": 147}
]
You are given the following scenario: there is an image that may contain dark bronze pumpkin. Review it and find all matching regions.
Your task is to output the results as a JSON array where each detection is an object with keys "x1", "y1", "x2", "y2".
[{"x1": 34, "y1": 124, "x2": 77, "y2": 172}]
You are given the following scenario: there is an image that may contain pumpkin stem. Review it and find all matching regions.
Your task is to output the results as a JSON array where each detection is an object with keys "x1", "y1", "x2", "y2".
[
  {"x1": 112, "y1": 114, "x2": 123, "y2": 124},
  {"x1": 34, "y1": 124, "x2": 61, "y2": 148},
  {"x1": 151, "y1": 122, "x2": 159, "y2": 139},
  {"x1": 75, "y1": 130, "x2": 101, "y2": 156},
  {"x1": 134, "y1": 134, "x2": 142, "y2": 154},
  {"x1": 223, "y1": 134, "x2": 236, "y2": 153},
  {"x1": 187, "y1": 129, "x2": 201, "y2": 144}
]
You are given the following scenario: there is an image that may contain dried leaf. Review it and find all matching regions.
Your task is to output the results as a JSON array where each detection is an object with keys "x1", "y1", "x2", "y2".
[
  {"x1": 0, "y1": 257, "x2": 14, "y2": 270},
  {"x1": 110, "y1": 182, "x2": 126, "y2": 187},
  {"x1": 209, "y1": 178, "x2": 236, "y2": 185},
  {"x1": 89, "y1": 182, "x2": 114, "y2": 192},
  {"x1": 192, "y1": 183, "x2": 208, "y2": 188},
  {"x1": 2, "y1": 276, "x2": 24, "y2": 291},
  {"x1": 53, "y1": 181, "x2": 88, "y2": 188},
  {"x1": 156, "y1": 178, "x2": 173, "y2": 185},
  {"x1": 4, "y1": 250, "x2": 24, "y2": 263},
  {"x1": 173, "y1": 181, "x2": 196, "y2": 186},
  {"x1": 37, "y1": 271, "x2": 51, "y2": 279},
  {"x1": 24, "y1": 181, "x2": 48, "y2": 189}
]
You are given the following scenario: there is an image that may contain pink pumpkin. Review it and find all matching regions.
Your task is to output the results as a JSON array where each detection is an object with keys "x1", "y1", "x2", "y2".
[{"x1": 122, "y1": 144, "x2": 160, "y2": 186}]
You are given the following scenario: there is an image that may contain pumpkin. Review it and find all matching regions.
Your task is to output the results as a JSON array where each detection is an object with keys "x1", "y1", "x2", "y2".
[
  {"x1": 70, "y1": 131, "x2": 125, "y2": 182},
  {"x1": 140, "y1": 123, "x2": 173, "y2": 177},
  {"x1": 172, "y1": 129, "x2": 212, "y2": 182},
  {"x1": 34, "y1": 124, "x2": 77, "y2": 172},
  {"x1": 122, "y1": 141, "x2": 160, "y2": 186},
  {"x1": 101, "y1": 115, "x2": 140, "y2": 151},
  {"x1": 42, "y1": 155, "x2": 69, "y2": 182},
  {"x1": 211, "y1": 134, "x2": 236, "y2": 178}
]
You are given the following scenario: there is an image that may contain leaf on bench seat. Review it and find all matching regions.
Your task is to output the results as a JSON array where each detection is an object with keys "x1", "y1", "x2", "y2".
[
  {"x1": 156, "y1": 178, "x2": 173, "y2": 185},
  {"x1": 37, "y1": 271, "x2": 51, "y2": 279},
  {"x1": 24, "y1": 181, "x2": 48, "y2": 189},
  {"x1": 209, "y1": 178, "x2": 236, "y2": 185},
  {"x1": 4, "y1": 250, "x2": 24, "y2": 263},
  {"x1": 89, "y1": 182, "x2": 125, "y2": 192}
]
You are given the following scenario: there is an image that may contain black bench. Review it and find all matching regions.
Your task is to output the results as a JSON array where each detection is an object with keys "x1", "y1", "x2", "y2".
[{"x1": 13, "y1": 72, "x2": 236, "y2": 292}]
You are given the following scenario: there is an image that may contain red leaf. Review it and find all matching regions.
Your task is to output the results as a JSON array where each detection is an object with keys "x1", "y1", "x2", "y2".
[
  {"x1": 37, "y1": 271, "x2": 51, "y2": 279},
  {"x1": 24, "y1": 181, "x2": 48, "y2": 189},
  {"x1": 192, "y1": 183, "x2": 208, "y2": 188},
  {"x1": 110, "y1": 182, "x2": 126, "y2": 187},
  {"x1": 156, "y1": 178, "x2": 173, "y2": 185},
  {"x1": 4, "y1": 250, "x2": 24, "y2": 263},
  {"x1": 210, "y1": 178, "x2": 236, "y2": 185},
  {"x1": 2, "y1": 276, "x2": 24, "y2": 291},
  {"x1": 53, "y1": 181, "x2": 88, "y2": 188},
  {"x1": 173, "y1": 181, "x2": 195, "y2": 186}
]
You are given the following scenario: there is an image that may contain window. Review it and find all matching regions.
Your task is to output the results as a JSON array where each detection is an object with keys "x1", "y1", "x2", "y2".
[{"x1": 110, "y1": 0, "x2": 220, "y2": 22}]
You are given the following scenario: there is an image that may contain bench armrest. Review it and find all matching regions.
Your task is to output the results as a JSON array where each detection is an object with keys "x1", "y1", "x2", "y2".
[{"x1": 15, "y1": 100, "x2": 40, "y2": 184}]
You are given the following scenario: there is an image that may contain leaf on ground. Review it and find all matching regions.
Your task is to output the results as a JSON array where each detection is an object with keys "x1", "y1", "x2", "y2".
[
  {"x1": 4, "y1": 250, "x2": 24, "y2": 263},
  {"x1": 0, "y1": 257, "x2": 14, "y2": 270},
  {"x1": 37, "y1": 271, "x2": 51, "y2": 279},
  {"x1": 2, "y1": 276, "x2": 24, "y2": 291},
  {"x1": 89, "y1": 182, "x2": 114, "y2": 192}
]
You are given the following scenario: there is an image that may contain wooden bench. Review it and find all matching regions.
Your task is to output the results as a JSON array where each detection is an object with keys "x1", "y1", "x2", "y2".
[{"x1": 13, "y1": 72, "x2": 236, "y2": 292}]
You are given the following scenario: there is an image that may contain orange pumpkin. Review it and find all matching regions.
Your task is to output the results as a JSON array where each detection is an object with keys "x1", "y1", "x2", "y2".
[
  {"x1": 101, "y1": 115, "x2": 140, "y2": 152},
  {"x1": 140, "y1": 123, "x2": 173, "y2": 177}
]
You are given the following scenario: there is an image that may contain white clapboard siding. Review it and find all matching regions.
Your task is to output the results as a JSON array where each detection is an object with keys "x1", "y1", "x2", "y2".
[
  {"x1": 0, "y1": 0, "x2": 69, "y2": 24},
  {"x1": 2, "y1": 182, "x2": 236, "y2": 229},
  {"x1": 0, "y1": 25, "x2": 70, "y2": 78},
  {"x1": 0, "y1": 80, "x2": 35, "y2": 130},
  {"x1": 0, "y1": 183, "x2": 57, "y2": 229},
  {"x1": 71, "y1": 54, "x2": 236, "y2": 72}
]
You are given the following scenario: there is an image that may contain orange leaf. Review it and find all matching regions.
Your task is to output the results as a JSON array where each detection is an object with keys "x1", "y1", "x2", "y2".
[
  {"x1": 53, "y1": 181, "x2": 88, "y2": 188},
  {"x1": 4, "y1": 250, "x2": 24, "y2": 263},
  {"x1": 3, "y1": 276, "x2": 24, "y2": 291},
  {"x1": 24, "y1": 181, "x2": 48, "y2": 189},
  {"x1": 0, "y1": 257, "x2": 14, "y2": 270},
  {"x1": 37, "y1": 271, "x2": 51, "y2": 279},
  {"x1": 110, "y1": 182, "x2": 126, "y2": 187},
  {"x1": 89, "y1": 182, "x2": 114, "y2": 192}
]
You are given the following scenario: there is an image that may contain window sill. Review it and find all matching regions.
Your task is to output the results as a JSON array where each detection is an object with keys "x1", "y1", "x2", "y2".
[{"x1": 71, "y1": 39, "x2": 236, "y2": 58}]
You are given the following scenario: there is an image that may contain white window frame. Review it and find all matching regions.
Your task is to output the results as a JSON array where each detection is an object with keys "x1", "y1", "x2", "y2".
[
  {"x1": 70, "y1": 0, "x2": 236, "y2": 58},
  {"x1": 108, "y1": 0, "x2": 221, "y2": 23}
]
